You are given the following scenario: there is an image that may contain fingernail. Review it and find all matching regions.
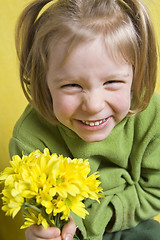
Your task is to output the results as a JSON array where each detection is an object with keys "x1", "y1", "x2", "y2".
[
  {"x1": 65, "y1": 234, "x2": 73, "y2": 240},
  {"x1": 54, "y1": 228, "x2": 61, "y2": 237}
]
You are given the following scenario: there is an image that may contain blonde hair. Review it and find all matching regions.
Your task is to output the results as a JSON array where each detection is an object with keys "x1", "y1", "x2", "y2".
[{"x1": 15, "y1": 0, "x2": 157, "y2": 123}]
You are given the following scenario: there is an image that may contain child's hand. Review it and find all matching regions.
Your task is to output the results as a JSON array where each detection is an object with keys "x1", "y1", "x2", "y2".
[
  {"x1": 25, "y1": 225, "x2": 61, "y2": 240},
  {"x1": 25, "y1": 216, "x2": 77, "y2": 240}
]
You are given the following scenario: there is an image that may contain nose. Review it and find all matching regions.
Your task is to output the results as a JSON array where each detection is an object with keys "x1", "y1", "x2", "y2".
[{"x1": 82, "y1": 89, "x2": 105, "y2": 114}]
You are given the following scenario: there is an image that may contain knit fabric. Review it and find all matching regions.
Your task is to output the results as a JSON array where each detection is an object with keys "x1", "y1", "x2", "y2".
[
  {"x1": 9, "y1": 93, "x2": 160, "y2": 240},
  {"x1": 103, "y1": 219, "x2": 160, "y2": 240}
]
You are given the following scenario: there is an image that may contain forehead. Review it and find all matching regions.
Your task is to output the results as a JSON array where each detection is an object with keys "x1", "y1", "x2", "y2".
[
  {"x1": 46, "y1": 3, "x2": 136, "y2": 69},
  {"x1": 47, "y1": 35, "x2": 133, "y2": 83},
  {"x1": 48, "y1": 33, "x2": 132, "y2": 71}
]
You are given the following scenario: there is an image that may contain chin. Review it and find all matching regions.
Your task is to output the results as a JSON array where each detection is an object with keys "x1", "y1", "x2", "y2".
[{"x1": 77, "y1": 132, "x2": 111, "y2": 143}]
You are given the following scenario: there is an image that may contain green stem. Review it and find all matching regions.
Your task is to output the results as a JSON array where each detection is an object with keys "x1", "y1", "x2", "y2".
[
  {"x1": 41, "y1": 208, "x2": 55, "y2": 227},
  {"x1": 23, "y1": 203, "x2": 69, "y2": 230},
  {"x1": 24, "y1": 203, "x2": 41, "y2": 213},
  {"x1": 23, "y1": 202, "x2": 55, "y2": 227}
]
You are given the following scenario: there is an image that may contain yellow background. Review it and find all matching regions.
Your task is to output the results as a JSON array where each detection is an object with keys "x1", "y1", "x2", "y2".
[{"x1": 0, "y1": 0, "x2": 160, "y2": 239}]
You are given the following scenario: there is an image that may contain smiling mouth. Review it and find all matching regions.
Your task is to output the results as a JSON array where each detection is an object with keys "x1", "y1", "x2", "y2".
[{"x1": 81, "y1": 119, "x2": 107, "y2": 126}]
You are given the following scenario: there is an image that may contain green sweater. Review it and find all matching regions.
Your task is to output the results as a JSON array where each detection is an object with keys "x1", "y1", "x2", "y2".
[{"x1": 9, "y1": 93, "x2": 160, "y2": 240}]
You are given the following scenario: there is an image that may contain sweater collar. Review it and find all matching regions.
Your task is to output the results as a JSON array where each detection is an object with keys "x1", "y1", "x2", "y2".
[
  {"x1": 57, "y1": 117, "x2": 131, "y2": 171},
  {"x1": 57, "y1": 117, "x2": 128, "y2": 142}
]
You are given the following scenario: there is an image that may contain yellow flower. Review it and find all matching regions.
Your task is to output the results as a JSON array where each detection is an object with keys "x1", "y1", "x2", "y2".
[
  {"x1": 0, "y1": 167, "x2": 15, "y2": 181},
  {"x1": 84, "y1": 173, "x2": 105, "y2": 202},
  {"x1": 57, "y1": 195, "x2": 89, "y2": 220},
  {"x1": 21, "y1": 209, "x2": 53, "y2": 230},
  {"x1": 1, "y1": 188, "x2": 24, "y2": 218},
  {"x1": 37, "y1": 213, "x2": 50, "y2": 229},
  {"x1": 0, "y1": 148, "x2": 104, "y2": 229},
  {"x1": 68, "y1": 195, "x2": 89, "y2": 219},
  {"x1": 20, "y1": 210, "x2": 38, "y2": 229}
]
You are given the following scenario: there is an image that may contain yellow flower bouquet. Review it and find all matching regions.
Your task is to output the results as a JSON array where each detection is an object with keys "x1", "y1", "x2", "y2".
[{"x1": 0, "y1": 148, "x2": 104, "y2": 239}]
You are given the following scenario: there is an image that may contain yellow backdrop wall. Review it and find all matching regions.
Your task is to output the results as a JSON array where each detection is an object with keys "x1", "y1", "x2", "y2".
[{"x1": 0, "y1": 0, "x2": 160, "y2": 239}]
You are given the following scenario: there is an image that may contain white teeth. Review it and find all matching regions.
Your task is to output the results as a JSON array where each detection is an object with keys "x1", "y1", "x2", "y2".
[
  {"x1": 95, "y1": 121, "x2": 100, "y2": 126},
  {"x1": 82, "y1": 119, "x2": 106, "y2": 126}
]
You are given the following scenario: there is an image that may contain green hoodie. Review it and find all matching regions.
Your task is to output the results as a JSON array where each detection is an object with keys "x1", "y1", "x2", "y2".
[{"x1": 9, "y1": 93, "x2": 160, "y2": 240}]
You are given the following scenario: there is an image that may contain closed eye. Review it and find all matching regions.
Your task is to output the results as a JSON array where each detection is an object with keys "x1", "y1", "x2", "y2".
[
  {"x1": 61, "y1": 83, "x2": 82, "y2": 93},
  {"x1": 62, "y1": 83, "x2": 81, "y2": 88},
  {"x1": 104, "y1": 80, "x2": 123, "y2": 85},
  {"x1": 103, "y1": 80, "x2": 125, "y2": 90}
]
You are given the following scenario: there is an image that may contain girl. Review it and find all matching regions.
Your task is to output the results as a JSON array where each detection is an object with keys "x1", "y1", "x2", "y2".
[{"x1": 10, "y1": 0, "x2": 160, "y2": 239}]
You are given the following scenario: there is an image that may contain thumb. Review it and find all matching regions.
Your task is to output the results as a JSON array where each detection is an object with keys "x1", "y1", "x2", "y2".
[{"x1": 62, "y1": 215, "x2": 77, "y2": 240}]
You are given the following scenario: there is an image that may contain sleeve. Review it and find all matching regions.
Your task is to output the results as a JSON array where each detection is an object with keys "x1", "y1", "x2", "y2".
[
  {"x1": 9, "y1": 105, "x2": 49, "y2": 158},
  {"x1": 9, "y1": 135, "x2": 47, "y2": 158},
  {"x1": 79, "y1": 134, "x2": 160, "y2": 240},
  {"x1": 76, "y1": 95, "x2": 160, "y2": 240},
  {"x1": 108, "y1": 134, "x2": 160, "y2": 231},
  {"x1": 107, "y1": 96, "x2": 160, "y2": 232},
  {"x1": 8, "y1": 105, "x2": 67, "y2": 159}
]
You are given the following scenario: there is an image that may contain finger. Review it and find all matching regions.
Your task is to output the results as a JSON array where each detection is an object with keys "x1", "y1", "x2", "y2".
[
  {"x1": 26, "y1": 224, "x2": 61, "y2": 239},
  {"x1": 26, "y1": 228, "x2": 61, "y2": 240},
  {"x1": 62, "y1": 216, "x2": 77, "y2": 240}
]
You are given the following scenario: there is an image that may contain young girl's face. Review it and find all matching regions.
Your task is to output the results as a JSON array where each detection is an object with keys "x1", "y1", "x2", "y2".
[{"x1": 47, "y1": 36, "x2": 133, "y2": 142}]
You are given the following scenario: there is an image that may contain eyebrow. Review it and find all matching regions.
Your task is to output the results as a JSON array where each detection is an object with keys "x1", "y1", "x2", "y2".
[
  {"x1": 53, "y1": 71, "x2": 83, "y2": 82},
  {"x1": 53, "y1": 76, "x2": 80, "y2": 86},
  {"x1": 52, "y1": 72, "x2": 131, "y2": 84},
  {"x1": 104, "y1": 73, "x2": 131, "y2": 79}
]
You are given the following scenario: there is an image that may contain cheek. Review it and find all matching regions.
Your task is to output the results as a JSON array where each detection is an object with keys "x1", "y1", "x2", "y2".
[
  {"x1": 111, "y1": 90, "x2": 131, "y2": 113},
  {"x1": 52, "y1": 94, "x2": 77, "y2": 117}
]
